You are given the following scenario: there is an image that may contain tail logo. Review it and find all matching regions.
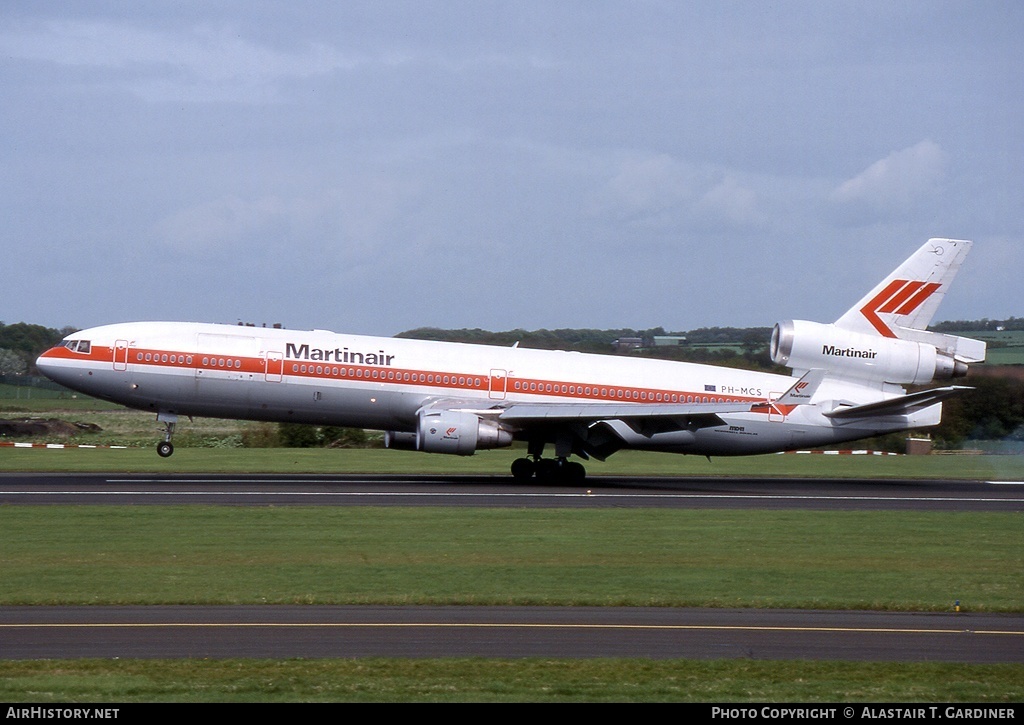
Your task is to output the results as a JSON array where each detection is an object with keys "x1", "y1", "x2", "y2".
[{"x1": 860, "y1": 279, "x2": 940, "y2": 337}]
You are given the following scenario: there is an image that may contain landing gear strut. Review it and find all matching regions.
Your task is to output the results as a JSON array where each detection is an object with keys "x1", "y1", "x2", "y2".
[{"x1": 156, "y1": 412, "x2": 178, "y2": 458}]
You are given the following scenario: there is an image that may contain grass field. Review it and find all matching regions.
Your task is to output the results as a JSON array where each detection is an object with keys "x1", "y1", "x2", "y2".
[
  {"x1": 2, "y1": 506, "x2": 1020, "y2": 610},
  {"x1": 4, "y1": 446, "x2": 1024, "y2": 484},
  {"x1": 2, "y1": 400, "x2": 1023, "y2": 702},
  {"x1": 1, "y1": 660, "x2": 1020, "y2": 703},
  {"x1": 973, "y1": 330, "x2": 1024, "y2": 366}
]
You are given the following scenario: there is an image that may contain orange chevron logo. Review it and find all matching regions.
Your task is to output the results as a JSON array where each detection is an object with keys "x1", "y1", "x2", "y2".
[{"x1": 860, "y1": 279, "x2": 941, "y2": 337}]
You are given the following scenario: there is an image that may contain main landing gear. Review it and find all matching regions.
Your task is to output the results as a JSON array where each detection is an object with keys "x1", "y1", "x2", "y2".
[
  {"x1": 510, "y1": 456, "x2": 586, "y2": 483},
  {"x1": 156, "y1": 412, "x2": 178, "y2": 458},
  {"x1": 510, "y1": 439, "x2": 587, "y2": 483}
]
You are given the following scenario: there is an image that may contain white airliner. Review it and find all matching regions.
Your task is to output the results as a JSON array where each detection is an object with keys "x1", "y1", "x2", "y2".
[{"x1": 37, "y1": 238, "x2": 986, "y2": 481}]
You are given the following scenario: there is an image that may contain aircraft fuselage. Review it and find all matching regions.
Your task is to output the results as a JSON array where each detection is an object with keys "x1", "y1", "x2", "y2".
[{"x1": 37, "y1": 320, "x2": 918, "y2": 458}]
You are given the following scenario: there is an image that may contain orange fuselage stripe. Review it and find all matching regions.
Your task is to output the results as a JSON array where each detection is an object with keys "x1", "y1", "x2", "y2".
[{"x1": 40, "y1": 345, "x2": 766, "y2": 408}]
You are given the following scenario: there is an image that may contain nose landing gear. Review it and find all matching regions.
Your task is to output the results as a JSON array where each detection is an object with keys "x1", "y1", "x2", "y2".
[{"x1": 156, "y1": 412, "x2": 178, "y2": 458}]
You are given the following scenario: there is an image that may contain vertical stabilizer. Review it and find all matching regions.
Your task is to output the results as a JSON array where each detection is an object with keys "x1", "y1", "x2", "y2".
[
  {"x1": 831, "y1": 237, "x2": 985, "y2": 364},
  {"x1": 835, "y1": 238, "x2": 972, "y2": 337}
]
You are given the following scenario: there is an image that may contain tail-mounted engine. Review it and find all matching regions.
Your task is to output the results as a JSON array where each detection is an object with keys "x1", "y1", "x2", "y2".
[
  {"x1": 384, "y1": 409, "x2": 513, "y2": 456},
  {"x1": 770, "y1": 320, "x2": 981, "y2": 385}
]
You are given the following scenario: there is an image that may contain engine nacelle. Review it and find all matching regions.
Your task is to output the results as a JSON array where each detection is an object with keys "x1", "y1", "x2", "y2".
[
  {"x1": 384, "y1": 410, "x2": 513, "y2": 456},
  {"x1": 771, "y1": 320, "x2": 969, "y2": 385}
]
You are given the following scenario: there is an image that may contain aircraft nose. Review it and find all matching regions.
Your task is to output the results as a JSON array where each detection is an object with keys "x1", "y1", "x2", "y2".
[{"x1": 36, "y1": 348, "x2": 67, "y2": 385}]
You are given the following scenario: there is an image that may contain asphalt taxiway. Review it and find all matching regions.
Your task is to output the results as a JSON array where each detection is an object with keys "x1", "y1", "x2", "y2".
[{"x1": 2, "y1": 605, "x2": 1021, "y2": 662}]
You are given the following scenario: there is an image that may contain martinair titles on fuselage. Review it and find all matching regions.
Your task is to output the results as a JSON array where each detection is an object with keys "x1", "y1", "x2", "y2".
[{"x1": 285, "y1": 342, "x2": 395, "y2": 367}]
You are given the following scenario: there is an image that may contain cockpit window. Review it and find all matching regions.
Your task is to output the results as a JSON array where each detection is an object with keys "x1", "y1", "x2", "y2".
[{"x1": 63, "y1": 340, "x2": 91, "y2": 354}]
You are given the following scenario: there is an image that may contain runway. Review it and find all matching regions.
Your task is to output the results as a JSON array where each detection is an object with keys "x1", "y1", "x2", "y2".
[
  {"x1": 2, "y1": 472, "x2": 1023, "y2": 511},
  {"x1": 1, "y1": 473, "x2": 1022, "y2": 662}
]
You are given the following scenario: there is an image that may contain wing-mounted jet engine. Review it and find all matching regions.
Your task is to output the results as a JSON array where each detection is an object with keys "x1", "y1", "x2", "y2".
[{"x1": 385, "y1": 408, "x2": 514, "y2": 456}]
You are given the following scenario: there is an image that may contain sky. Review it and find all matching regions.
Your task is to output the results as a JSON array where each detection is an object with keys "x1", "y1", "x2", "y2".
[{"x1": 2, "y1": 1, "x2": 1021, "y2": 337}]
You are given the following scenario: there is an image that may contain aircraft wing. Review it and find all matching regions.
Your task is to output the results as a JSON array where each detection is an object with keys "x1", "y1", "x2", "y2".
[
  {"x1": 495, "y1": 400, "x2": 753, "y2": 425},
  {"x1": 490, "y1": 399, "x2": 756, "y2": 460},
  {"x1": 492, "y1": 368, "x2": 824, "y2": 426},
  {"x1": 426, "y1": 370, "x2": 826, "y2": 461},
  {"x1": 823, "y1": 386, "x2": 972, "y2": 420}
]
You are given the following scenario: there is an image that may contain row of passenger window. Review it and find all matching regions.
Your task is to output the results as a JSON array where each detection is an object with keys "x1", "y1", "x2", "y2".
[
  {"x1": 136, "y1": 352, "x2": 242, "y2": 369},
  {"x1": 137, "y1": 352, "x2": 192, "y2": 364},
  {"x1": 290, "y1": 364, "x2": 483, "y2": 387},
  {"x1": 125, "y1": 354, "x2": 735, "y2": 403},
  {"x1": 512, "y1": 380, "x2": 714, "y2": 403},
  {"x1": 287, "y1": 363, "x2": 729, "y2": 404}
]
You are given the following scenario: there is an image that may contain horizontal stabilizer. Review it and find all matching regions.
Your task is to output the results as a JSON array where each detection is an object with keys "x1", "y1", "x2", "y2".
[
  {"x1": 823, "y1": 386, "x2": 971, "y2": 419},
  {"x1": 775, "y1": 369, "x2": 826, "y2": 405},
  {"x1": 891, "y1": 327, "x2": 987, "y2": 364}
]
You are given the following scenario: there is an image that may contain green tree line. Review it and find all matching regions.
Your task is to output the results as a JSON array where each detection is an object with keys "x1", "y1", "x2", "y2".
[
  {"x1": 932, "y1": 317, "x2": 1024, "y2": 332},
  {"x1": 0, "y1": 322, "x2": 72, "y2": 375}
]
